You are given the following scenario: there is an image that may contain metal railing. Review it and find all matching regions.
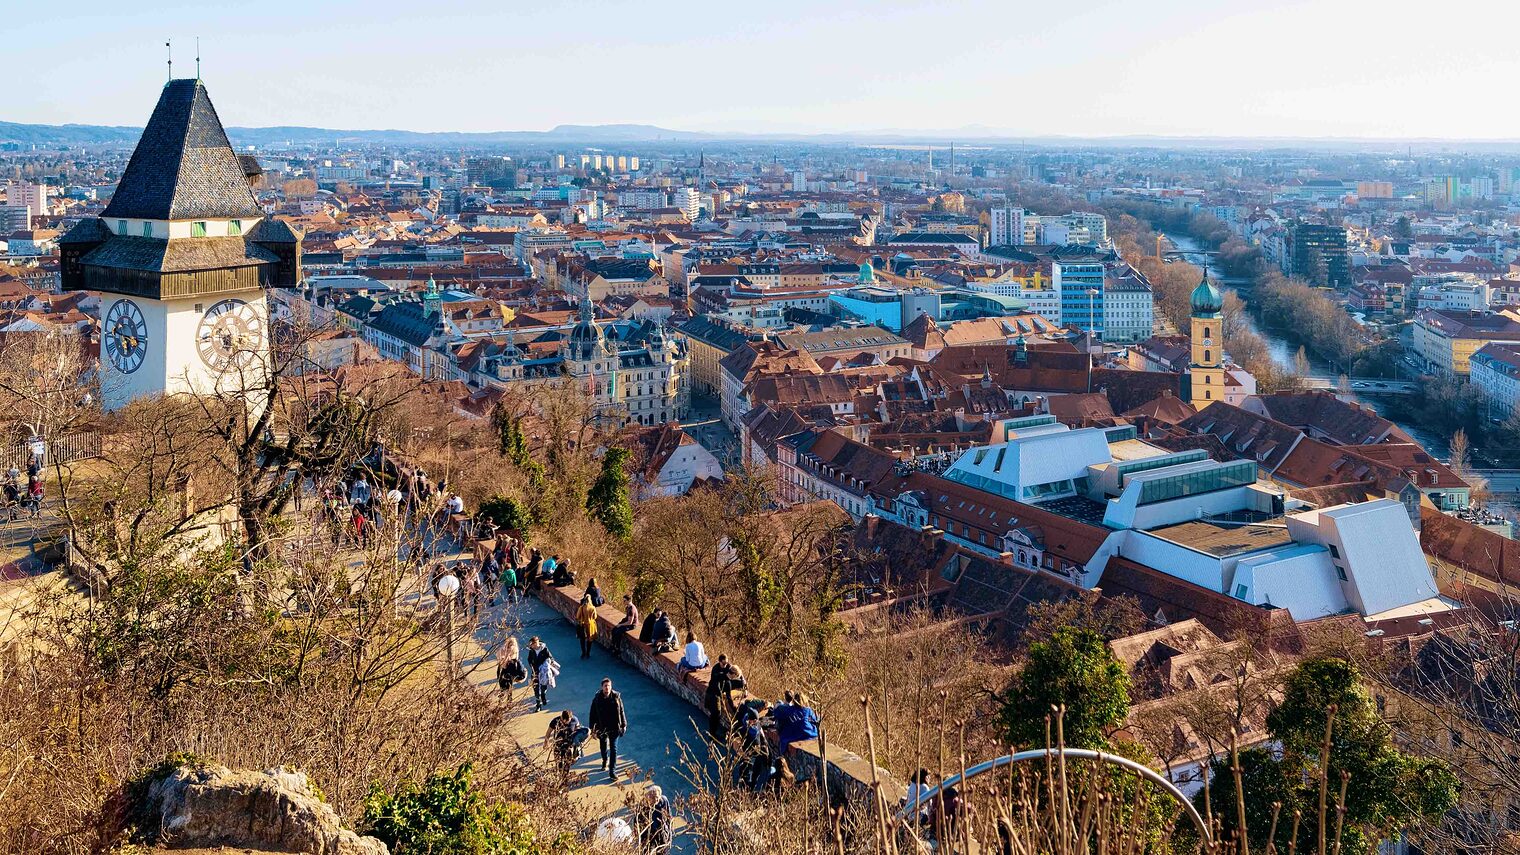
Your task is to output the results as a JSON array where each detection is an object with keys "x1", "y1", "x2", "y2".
[
  {"x1": 895, "y1": 747, "x2": 1212, "y2": 845},
  {"x1": 3, "y1": 430, "x2": 100, "y2": 472}
]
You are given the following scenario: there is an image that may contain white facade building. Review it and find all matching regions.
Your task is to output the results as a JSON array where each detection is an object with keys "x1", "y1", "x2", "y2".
[
  {"x1": 988, "y1": 207, "x2": 1025, "y2": 247},
  {"x1": 672, "y1": 187, "x2": 701, "y2": 221},
  {"x1": 1102, "y1": 272, "x2": 1155, "y2": 344},
  {"x1": 1470, "y1": 342, "x2": 1520, "y2": 419}
]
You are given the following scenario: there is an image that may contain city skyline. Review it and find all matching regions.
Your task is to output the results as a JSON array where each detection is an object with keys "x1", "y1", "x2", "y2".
[{"x1": 13, "y1": 0, "x2": 1520, "y2": 141}]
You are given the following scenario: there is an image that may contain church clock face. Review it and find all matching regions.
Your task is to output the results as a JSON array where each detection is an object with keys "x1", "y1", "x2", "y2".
[
  {"x1": 196, "y1": 298, "x2": 264, "y2": 372},
  {"x1": 104, "y1": 299, "x2": 148, "y2": 375}
]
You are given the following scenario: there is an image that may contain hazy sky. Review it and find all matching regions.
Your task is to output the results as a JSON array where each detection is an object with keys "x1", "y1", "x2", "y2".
[{"x1": 12, "y1": 0, "x2": 1520, "y2": 139}]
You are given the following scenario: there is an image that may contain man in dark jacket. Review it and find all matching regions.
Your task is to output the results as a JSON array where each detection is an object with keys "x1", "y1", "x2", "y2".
[
  {"x1": 705, "y1": 655, "x2": 739, "y2": 741},
  {"x1": 650, "y1": 610, "x2": 677, "y2": 652},
  {"x1": 588, "y1": 677, "x2": 627, "y2": 781}
]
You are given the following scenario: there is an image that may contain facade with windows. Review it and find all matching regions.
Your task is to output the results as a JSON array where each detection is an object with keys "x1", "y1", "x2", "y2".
[
  {"x1": 1102, "y1": 269, "x2": 1154, "y2": 343},
  {"x1": 1054, "y1": 262, "x2": 1105, "y2": 335}
]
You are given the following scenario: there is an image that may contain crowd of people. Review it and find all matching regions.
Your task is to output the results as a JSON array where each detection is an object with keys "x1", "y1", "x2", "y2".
[{"x1": 371, "y1": 463, "x2": 836, "y2": 855}]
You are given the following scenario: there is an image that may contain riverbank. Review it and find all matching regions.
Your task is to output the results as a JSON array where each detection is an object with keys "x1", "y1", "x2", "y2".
[{"x1": 1159, "y1": 231, "x2": 1451, "y2": 457}]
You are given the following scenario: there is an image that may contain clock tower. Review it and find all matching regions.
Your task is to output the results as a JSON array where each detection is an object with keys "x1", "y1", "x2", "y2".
[
  {"x1": 59, "y1": 78, "x2": 301, "y2": 411},
  {"x1": 1186, "y1": 273, "x2": 1225, "y2": 407}
]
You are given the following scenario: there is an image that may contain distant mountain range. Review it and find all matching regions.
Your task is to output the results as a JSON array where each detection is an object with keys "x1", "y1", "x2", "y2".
[
  {"x1": 0, "y1": 121, "x2": 717, "y2": 148},
  {"x1": 8, "y1": 118, "x2": 1520, "y2": 152}
]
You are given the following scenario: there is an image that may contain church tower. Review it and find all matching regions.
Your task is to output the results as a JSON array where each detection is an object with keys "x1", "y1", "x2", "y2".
[
  {"x1": 1187, "y1": 273, "x2": 1224, "y2": 407},
  {"x1": 59, "y1": 79, "x2": 301, "y2": 411}
]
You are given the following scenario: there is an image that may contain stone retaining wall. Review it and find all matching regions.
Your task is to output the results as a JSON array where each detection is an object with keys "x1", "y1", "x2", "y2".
[{"x1": 535, "y1": 582, "x2": 905, "y2": 806}]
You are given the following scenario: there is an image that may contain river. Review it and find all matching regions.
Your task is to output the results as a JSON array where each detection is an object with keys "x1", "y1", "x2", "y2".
[{"x1": 1159, "y1": 232, "x2": 1451, "y2": 458}]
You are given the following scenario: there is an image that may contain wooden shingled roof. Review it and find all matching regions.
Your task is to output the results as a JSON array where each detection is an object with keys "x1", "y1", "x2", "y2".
[{"x1": 101, "y1": 79, "x2": 263, "y2": 221}]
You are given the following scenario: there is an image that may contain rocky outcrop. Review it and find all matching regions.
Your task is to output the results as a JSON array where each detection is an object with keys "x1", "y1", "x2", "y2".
[{"x1": 141, "y1": 763, "x2": 388, "y2": 855}]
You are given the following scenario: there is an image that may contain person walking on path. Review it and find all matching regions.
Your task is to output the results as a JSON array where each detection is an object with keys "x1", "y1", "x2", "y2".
[
  {"x1": 497, "y1": 560, "x2": 519, "y2": 605},
  {"x1": 350, "y1": 475, "x2": 371, "y2": 509},
  {"x1": 588, "y1": 677, "x2": 627, "y2": 782},
  {"x1": 497, "y1": 637, "x2": 526, "y2": 703},
  {"x1": 575, "y1": 595, "x2": 599, "y2": 659},
  {"x1": 527, "y1": 636, "x2": 556, "y2": 711},
  {"x1": 636, "y1": 785, "x2": 673, "y2": 855}
]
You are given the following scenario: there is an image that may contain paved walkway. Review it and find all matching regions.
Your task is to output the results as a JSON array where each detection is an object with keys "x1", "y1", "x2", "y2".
[{"x1": 457, "y1": 593, "x2": 708, "y2": 852}]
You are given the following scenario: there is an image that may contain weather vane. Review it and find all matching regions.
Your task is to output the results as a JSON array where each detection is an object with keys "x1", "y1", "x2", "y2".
[{"x1": 166, "y1": 39, "x2": 172, "y2": 81}]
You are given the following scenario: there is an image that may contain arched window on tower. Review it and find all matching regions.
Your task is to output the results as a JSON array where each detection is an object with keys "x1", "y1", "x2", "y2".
[
  {"x1": 1204, "y1": 349, "x2": 1211, "y2": 363},
  {"x1": 1205, "y1": 389, "x2": 1212, "y2": 399}
]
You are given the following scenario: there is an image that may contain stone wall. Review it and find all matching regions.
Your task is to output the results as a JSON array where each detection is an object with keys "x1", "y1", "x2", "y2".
[{"x1": 536, "y1": 582, "x2": 905, "y2": 806}]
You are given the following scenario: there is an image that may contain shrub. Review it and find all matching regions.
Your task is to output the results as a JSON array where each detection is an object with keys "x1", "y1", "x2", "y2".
[
  {"x1": 478, "y1": 495, "x2": 535, "y2": 535},
  {"x1": 361, "y1": 764, "x2": 575, "y2": 855}
]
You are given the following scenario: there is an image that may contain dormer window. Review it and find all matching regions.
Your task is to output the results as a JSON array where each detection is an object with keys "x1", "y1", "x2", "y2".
[
  {"x1": 229, "y1": 219, "x2": 242, "y2": 236},
  {"x1": 116, "y1": 220, "x2": 127, "y2": 236},
  {"x1": 192, "y1": 221, "x2": 207, "y2": 237}
]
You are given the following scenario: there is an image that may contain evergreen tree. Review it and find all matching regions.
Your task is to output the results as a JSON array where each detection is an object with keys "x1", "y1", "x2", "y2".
[
  {"x1": 1202, "y1": 657, "x2": 1459, "y2": 854},
  {"x1": 585, "y1": 447, "x2": 633, "y2": 539},
  {"x1": 998, "y1": 626, "x2": 1130, "y2": 749}
]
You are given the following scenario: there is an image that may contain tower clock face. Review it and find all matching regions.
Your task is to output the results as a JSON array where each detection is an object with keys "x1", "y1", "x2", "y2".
[
  {"x1": 196, "y1": 298, "x2": 264, "y2": 372},
  {"x1": 104, "y1": 299, "x2": 148, "y2": 375}
]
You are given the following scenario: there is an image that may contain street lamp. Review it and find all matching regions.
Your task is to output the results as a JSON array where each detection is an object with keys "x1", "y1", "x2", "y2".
[{"x1": 436, "y1": 571, "x2": 460, "y2": 671}]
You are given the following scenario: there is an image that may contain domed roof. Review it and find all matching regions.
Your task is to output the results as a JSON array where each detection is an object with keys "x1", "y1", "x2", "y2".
[
  {"x1": 569, "y1": 300, "x2": 603, "y2": 343},
  {"x1": 1191, "y1": 274, "x2": 1223, "y2": 317}
]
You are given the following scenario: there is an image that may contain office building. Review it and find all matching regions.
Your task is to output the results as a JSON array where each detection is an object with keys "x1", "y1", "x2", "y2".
[
  {"x1": 1289, "y1": 223, "x2": 1350, "y2": 289},
  {"x1": 1054, "y1": 261, "x2": 1105, "y2": 335}
]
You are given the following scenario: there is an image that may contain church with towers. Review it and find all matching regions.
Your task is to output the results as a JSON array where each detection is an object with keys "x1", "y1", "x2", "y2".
[{"x1": 59, "y1": 78, "x2": 301, "y2": 411}]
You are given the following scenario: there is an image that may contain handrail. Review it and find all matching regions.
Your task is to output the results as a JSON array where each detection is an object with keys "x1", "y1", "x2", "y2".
[{"x1": 893, "y1": 747, "x2": 1212, "y2": 844}]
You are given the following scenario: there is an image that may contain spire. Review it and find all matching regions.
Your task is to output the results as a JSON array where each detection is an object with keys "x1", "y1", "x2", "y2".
[{"x1": 102, "y1": 78, "x2": 262, "y2": 220}]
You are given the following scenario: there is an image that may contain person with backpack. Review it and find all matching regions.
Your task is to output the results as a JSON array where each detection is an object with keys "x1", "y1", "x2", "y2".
[
  {"x1": 588, "y1": 677, "x2": 627, "y2": 782},
  {"x1": 575, "y1": 595, "x2": 598, "y2": 659},
  {"x1": 497, "y1": 637, "x2": 527, "y2": 702},
  {"x1": 527, "y1": 636, "x2": 557, "y2": 711},
  {"x1": 542, "y1": 709, "x2": 583, "y2": 773},
  {"x1": 736, "y1": 703, "x2": 770, "y2": 789}
]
